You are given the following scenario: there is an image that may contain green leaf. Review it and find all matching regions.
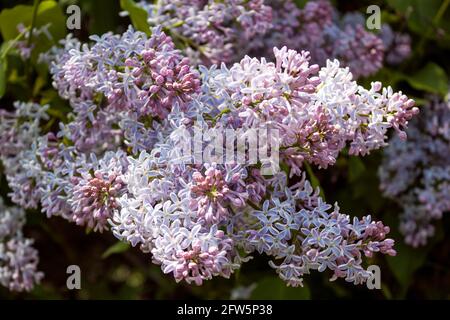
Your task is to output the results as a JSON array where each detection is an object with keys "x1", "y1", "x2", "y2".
[
  {"x1": 0, "y1": 58, "x2": 6, "y2": 98},
  {"x1": 79, "y1": 0, "x2": 121, "y2": 34},
  {"x1": 293, "y1": 0, "x2": 308, "y2": 8},
  {"x1": 0, "y1": 5, "x2": 32, "y2": 41},
  {"x1": 405, "y1": 62, "x2": 449, "y2": 97},
  {"x1": 347, "y1": 156, "x2": 366, "y2": 183},
  {"x1": 305, "y1": 163, "x2": 325, "y2": 200},
  {"x1": 102, "y1": 242, "x2": 130, "y2": 259},
  {"x1": 386, "y1": 241, "x2": 428, "y2": 289},
  {"x1": 34, "y1": 0, "x2": 67, "y2": 40},
  {"x1": 0, "y1": 1, "x2": 66, "y2": 66},
  {"x1": 388, "y1": 0, "x2": 450, "y2": 42},
  {"x1": 0, "y1": 1, "x2": 66, "y2": 41},
  {"x1": 251, "y1": 276, "x2": 310, "y2": 300},
  {"x1": 32, "y1": 74, "x2": 47, "y2": 97},
  {"x1": 280, "y1": 162, "x2": 290, "y2": 177},
  {"x1": 120, "y1": 0, "x2": 151, "y2": 35},
  {"x1": 388, "y1": 0, "x2": 438, "y2": 33}
]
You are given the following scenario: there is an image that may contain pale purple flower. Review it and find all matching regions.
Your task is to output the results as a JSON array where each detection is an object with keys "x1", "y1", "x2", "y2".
[
  {"x1": 137, "y1": 0, "x2": 273, "y2": 65},
  {"x1": 190, "y1": 164, "x2": 247, "y2": 224},
  {"x1": 0, "y1": 198, "x2": 43, "y2": 292},
  {"x1": 70, "y1": 151, "x2": 128, "y2": 232},
  {"x1": 202, "y1": 48, "x2": 417, "y2": 174},
  {"x1": 380, "y1": 93, "x2": 450, "y2": 246},
  {"x1": 234, "y1": 174, "x2": 396, "y2": 286},
  {"x1": 247, "y1": 0, "x2": 387, "y2": 79}
]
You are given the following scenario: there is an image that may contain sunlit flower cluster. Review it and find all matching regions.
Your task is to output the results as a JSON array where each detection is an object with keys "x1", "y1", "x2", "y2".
[{"x1": 0, "y1": 18, "x2": 416, "y2": 289}]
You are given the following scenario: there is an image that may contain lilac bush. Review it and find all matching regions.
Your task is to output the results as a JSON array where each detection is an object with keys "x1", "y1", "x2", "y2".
[{"x1": 0, "y1": 20, "x2": 419, "y2": 290}]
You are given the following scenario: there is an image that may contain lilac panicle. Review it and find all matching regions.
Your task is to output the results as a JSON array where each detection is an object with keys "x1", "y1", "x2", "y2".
[
  {"x1": 0, "y1": 198, "x2": 44, "y2": 292},
  {"x1": 380, "y1": 93, "x2": 450, "y2": 247},
  {"x1": 231, "y1": 174, "x2": 396, "y2": 286},
  {"x1": 202, "y1": 47, "x2": 417, "y2": 174},
  {"x1": 0, "y1": 102, "x2": 49, "y2": 209},
  {"x1": 48, "y1": 26, "x2": 200, "y2": 153}
]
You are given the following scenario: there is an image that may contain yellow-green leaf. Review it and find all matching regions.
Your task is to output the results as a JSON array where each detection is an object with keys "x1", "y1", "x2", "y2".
[
  {"x1": 120, "y1": 0, "x2": 151, "y2": 35},
  {"x1": 406, "y1": 62, "x2": 449, "y2": 97},
  {"x1": 0, "y1": 1, "x2": 66, "y2": 41},
  {"x1": 102, "y1": 241, "x2": 130, "y2": 259}
]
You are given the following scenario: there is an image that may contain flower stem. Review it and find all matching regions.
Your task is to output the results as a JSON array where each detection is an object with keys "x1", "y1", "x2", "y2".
[
  {"x1": 0, "y1": 28, "x2": 29, "y2": 60},
  {"x1": 27, "y1": 0, "x2": 41, "y2": 48}
]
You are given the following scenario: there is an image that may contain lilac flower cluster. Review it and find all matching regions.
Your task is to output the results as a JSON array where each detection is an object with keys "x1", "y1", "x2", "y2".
[
  {"x1": 137, "y1": 0, "x2": 272, "y2": 65},
  {"x1": 0, "y1": 101, "x2": 127, "y2": 230},
  {"x1": 0, "y1": 24, "x2": 417, "y2": 288},
  {"x1": 0, "y1": 198, "x2": 43, "y2": 292},
  {"x1": 109, "y1": 45, "x2": 413, "y2": 286},
  {"x1": 0, "y1": 26, "x2": 201, "y2": 235},
  {"x1": 380, "y1": 93, "x2": 450, "y2": 247},
  {"x1": 235, "y1": 175, "x2": 396, "y2": 286},
  {"x1": 135, "y1": 0, "x2": 411, "y2": 79},
  {"x1": 379, "y1": 24, "x2": 412, "y2": 65},
  {"x1": 110, "y1": 111, "x2": 399, "y2": 286},
  {"x1": 47, "y1": 26, "x2": 200, "y2": 152},
  {"x1": 251, "y1": 0, "x2": 411, "y2": 78},
  {"x1": 0, "y1": 102, "x2": 49, "y2": 208},
  {"x1": 202, "y1": 47, "x2": 417, "y2": 174}
]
